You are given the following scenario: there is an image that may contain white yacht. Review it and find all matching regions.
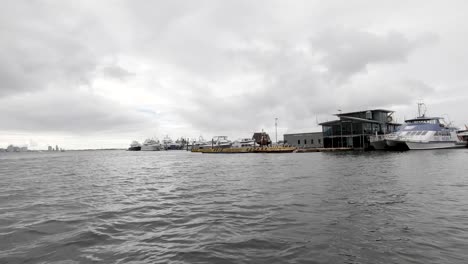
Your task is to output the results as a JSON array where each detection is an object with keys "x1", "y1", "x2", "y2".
[
  {"x1": 211, "y1": 136, "x2": 233, "y2": 148},
  {"x1": 456, "y1": 125, "x2": 468, "y2": 147},
  {"x1": 385, "y1": 117, "x2": 464, "y2": 150},
  {"x1": 162, "y1": 135, "x2": 181, "y2": 150},
  {"x1": 191, "y1": 136, "x2": 211, "y2": 150},
  {"x1": 232, "y1": 138, "x2": 256, "y2": 148},
  {"x1": 141, "y1": 138, "x2": 162, "y2": 151}
]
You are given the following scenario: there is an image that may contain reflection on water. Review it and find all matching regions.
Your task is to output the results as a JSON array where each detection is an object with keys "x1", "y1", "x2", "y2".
[{"x1": 1, "y1": 150, "x2": 467, "y2": 263}]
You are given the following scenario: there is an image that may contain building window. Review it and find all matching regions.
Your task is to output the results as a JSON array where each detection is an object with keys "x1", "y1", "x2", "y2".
[
  {"x1": 304, "y1": 139, "x2": 307, "y2": 144},
  {"x1": 298, "y1": 139, "x2": 300, "y2": 144},
  {"x1": 318, "y1": 139, "x2": 321, "y2": 144},
  {"x1": 311, "y1": 139, "x2": 314, "y2": 144}
]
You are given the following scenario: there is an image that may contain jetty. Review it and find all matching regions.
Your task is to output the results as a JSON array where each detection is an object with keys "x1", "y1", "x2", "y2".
[{"x1": 192, "y1": 146, "x2": 296, "y2": 154}]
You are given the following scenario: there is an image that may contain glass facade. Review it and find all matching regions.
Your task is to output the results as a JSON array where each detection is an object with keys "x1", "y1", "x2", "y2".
[{"x1": 321, "y1": 110, "x2": 401, "y2": 149}]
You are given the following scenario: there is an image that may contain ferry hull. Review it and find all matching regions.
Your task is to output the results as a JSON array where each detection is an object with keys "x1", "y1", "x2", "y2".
[
  {"x1": 406, "y1": 141, "x2": 465, "y2": 150},
  {"x1": 370, "y1": 140, "x2": 387, "y2": 150},
  {"x1": 385, "y1": 140, "x2": 409, "y2": 150}
]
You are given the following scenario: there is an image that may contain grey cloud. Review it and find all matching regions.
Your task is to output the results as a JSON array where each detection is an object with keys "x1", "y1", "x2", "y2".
[
  {"x1": 0, "y1": 1, "x2": 106, "y2": 98},
  {"x1": 101, "y1": 65, "x2": 135, "y2": 81},
  {"x1": 334, "y1": 79, "x2": 436, "y2": 112},
  {"x1": 0, "y1": 89, "x2": 154, "y2": 133},
  {"x1": 0, "y1": 1, "x2": 461, "y2": 147},
  {"x1": 177, "y1": 29, "x2": 433, "y2": 134},
  {"x1": 310, "y1": 29, "x2": 429, "y2": 80}
]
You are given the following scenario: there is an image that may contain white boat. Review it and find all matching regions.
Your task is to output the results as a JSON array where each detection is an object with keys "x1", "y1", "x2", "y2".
[
  {"x1": 232, "y1": 138, "x2": 256, "y2": 148},
  {"x1": 162, "y1": 135, "x2": 181, "y2": 150},
  {"x1": 456, "y1": 125, "x2": 468, "y2": 147},
  {"x1": 191, "y1": 136, "x2": 211, "y2": 150},
  {"x1": 141, "y1": 138, "x2": 162, "y2": 151},
  {"x1": 386, "y1": 117, "x2": 464, "y2": 150},
  {"x1": 211, "y1": 136, "x2": 233, "y2": 148}
]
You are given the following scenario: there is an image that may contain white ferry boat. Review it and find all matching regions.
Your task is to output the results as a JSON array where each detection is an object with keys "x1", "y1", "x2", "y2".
[{"x1": 385, "y1": 117, "x2": 464, "y2": 150}]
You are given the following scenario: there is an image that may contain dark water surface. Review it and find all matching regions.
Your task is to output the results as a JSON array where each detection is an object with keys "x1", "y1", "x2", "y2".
[{"x1": 1, "y1": 150, "x2": 467, "y2": 263}]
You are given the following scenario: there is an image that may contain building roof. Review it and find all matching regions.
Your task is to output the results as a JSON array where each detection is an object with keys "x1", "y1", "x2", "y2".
[
  {"x1": 339, "y1": 116, "x2": 382, "y2": 124},
  {"x1": 319, "y1": 116, "x2": 381, "y2": 126},
  {"x1": 335, "y1": 109, "x2": 394, "y2": 117}
]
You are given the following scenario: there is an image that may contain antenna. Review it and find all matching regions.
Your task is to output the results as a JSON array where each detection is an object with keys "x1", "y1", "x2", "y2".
[{"x1": 417, "y1": 101, "x2": 427, "y2": 117}]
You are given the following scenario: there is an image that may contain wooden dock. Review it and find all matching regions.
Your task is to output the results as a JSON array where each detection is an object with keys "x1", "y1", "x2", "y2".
[{"x1": 191, "y1": 146, "x2": 296, "y2": 154}]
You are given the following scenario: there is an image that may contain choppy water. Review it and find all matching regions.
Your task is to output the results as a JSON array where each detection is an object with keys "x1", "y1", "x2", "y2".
[{"x1": 1, "y1": 149, "x2": 468, "y2": 264}]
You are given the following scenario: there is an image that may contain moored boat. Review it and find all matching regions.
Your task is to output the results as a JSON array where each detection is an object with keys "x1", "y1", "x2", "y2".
[
  {"x1": 384, "y1": 107, "x2": 464, "y2": 150},
  {"x1": 162, "y1": 135, "x2": 182, "y2": 150},
  {"x1": 456, "y1": 125, "x2": 468, "y2": 147},
  {"x1": 232, "y1": 138, "x2": 256, "y2": 148},
  {"x1": 211, "y1": 136, "x2": 233, "y2": 149},
  {"x1": 141, "y1": 138, "x2": 162, "y2": 151},
  {"x1": 128, "y1": 141, "x2": 141, "y2": 151}
]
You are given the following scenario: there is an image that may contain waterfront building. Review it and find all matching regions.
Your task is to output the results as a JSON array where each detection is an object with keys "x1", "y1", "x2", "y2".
[
  {"x1": 48, "y1": 146, "x2": 53, "y2": 151},
  {"x1": 284, "y1": 132, "x2": 323, "y2": 148},
  {"x1": 319, "y1": 109, "x2": 400, "y2": 149}
]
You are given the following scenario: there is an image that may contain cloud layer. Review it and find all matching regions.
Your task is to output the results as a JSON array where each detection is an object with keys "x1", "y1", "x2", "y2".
[{"x1": 1, "y1": 1, "x2": 467, "y2": 148}]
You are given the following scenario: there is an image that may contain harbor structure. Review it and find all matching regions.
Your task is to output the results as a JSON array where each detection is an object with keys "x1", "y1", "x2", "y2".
[
  {"x1": 253, "y1": 132, "x2": 272, "y2": 146},
  {"x1": 283, "y1": 132, "x2": 323, "y2": 148},
  {"x1": 319, "y1": 109, "x2": 400, "y2": 149}
]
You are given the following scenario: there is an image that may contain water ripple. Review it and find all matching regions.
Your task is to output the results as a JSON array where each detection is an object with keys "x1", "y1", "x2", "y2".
[{"x1": 1, "y1": 150, "x2": 468, "y2": 263}]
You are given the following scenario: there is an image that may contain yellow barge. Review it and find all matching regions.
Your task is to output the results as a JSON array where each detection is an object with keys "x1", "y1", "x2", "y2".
[{"x1": 191, "y1": 146, "x2": 296, "y2": 154}]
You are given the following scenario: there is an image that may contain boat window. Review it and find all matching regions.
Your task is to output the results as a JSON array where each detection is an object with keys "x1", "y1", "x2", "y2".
[
  {"x1": 421, "y1": 131, "x2": 428, "y2": 135},
  {"x1": 435, "y1": 131, "x2": 440, "y2": 136},
  {"x1": 416, "y1": 131, "x2": 423, "y2": 135}
]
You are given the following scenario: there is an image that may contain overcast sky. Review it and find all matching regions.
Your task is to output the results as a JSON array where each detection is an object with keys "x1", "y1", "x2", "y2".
[{"x1": 1, "y1": 0, "x2": 468, "y2": 149}]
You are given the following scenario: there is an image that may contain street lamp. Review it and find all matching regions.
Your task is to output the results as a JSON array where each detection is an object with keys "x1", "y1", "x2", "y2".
[
  {"x1": 338, "y1": 110, "x2": 342, "y2": 148},
  {"x1": 275, "y1": 117, "x2": 278, "y2": 144}
]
